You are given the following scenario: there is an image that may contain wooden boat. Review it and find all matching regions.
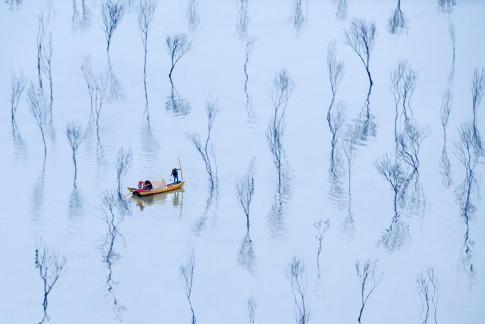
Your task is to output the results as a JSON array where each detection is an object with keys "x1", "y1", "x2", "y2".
[{"x1": 128, "y1": 181, "x2": 185, "y2": 196}]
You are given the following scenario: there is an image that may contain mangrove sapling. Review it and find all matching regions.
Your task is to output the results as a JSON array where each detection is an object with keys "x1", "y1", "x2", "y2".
[
  {"x1": 287, "y1": 257, "x2": 310, "y2": 324},
  {"x1": 66, "y1": 121, "x2": 83, "y2": 183},
  {"x1": 186, "y1": 0, "x2": 199, "y2": 31},
  {"x1": 180, "y1": 251, "x2": 196, "y2": 324},
  {"x1": 355, "y1": 260, "x2": 383, "y2": 324},
  {"x1": 138, "y1": 0, "x2": 156, "y2": 107},
  {"x1": 166, "y1": 34, "x2": 192, "y2": 86},
  {"x1": 326, "y1": 42, "x2": 344, "y2": 131},
  {"x1": 34, "y1": 241, "x2": 66, "y2": 323},
  {"x1": 314, "y1": 219, "x2": 330, "y2": 279},
  {"x1": 417, "y1": 268, "x2": 439, "y2": 324},
  {"x1": 188, "y1": 101, "x2": 218, "y2": 192},
  {"x1": 10, "y1": 73, "x2": 26, "y2": 123},
  {"x1": 235, "y1": 159, "x2": 255, "y2": 234},
  {"x1": 101, "y1": 0, "x2": 125, "y2": 55},
  {"x1": 388, "y1": 0, "x2": 406, "y2": 34},
  {"x1": 28, "y1": 83, "x2": 48, "y2": 160}
]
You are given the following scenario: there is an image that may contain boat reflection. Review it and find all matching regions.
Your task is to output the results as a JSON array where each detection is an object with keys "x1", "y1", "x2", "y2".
[{"x1": 129, "y1": 189, "x2": 184, "y2": 211}]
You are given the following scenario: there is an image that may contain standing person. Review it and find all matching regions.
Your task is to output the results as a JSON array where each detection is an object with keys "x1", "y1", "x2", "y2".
[{"x1": 171, "y1": 167, "x2": 181, "y2": 183}]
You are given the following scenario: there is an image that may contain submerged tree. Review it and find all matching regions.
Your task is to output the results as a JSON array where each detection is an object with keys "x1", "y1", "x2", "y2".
[
  {"x1": 344, "y1": 18, "x2": 377, "y2": 139},
  {"x1": 10, "y1": 73, "x2": 26, "y2": 123},
  {"x1": 291, "y1": 0, "x2": 305, "y2": 32},
  {"x1": 180, "y1": 250, "x2": 196, "y2": 324},
  {"x1": 355, "y1": 260, "x2": 383, "y2": 324},
  {"x1": 439, "y1": 89, "x2": 452, "y2": 187},
  {"x1": 66, "y1": 121, "x2": 83, "y2": 183},
  {"x1": 36, "y1": 14, "x2": 46, "y2": 91},
  {"x1": 138, "y1": 0, "x2": 156, "y2": 107},
  {"x1": 455, "y1": 123, "x2": 480, "y2": 279},
  {"x1": 287, "y1": 257, "x2": 310, "y2": 324},
  {"x1": 266, "y1": 70, "x2": 294, "y2": 193},
  {"x1": 188, "y1": 101, "x2": 218, "y2": 192},
  {"x1": 235, "y1": 159, "x2": 255, "y2": 234},
  {"x1": 471, "y1": 68, "x2": 484, "y2": 154},
  {"x1": 28, "y1": 83, "x2": 48, "y2": 160},
  {"x1": 116, "y1": 148, "x2": 132, "y2": 200},
  {"x1": 101, "y1": 0, "x2": 125, "y2": 54},
  {"x1": 243, "y1": 38, "x2": 256, "y2": 119},
  {"x1": 166, "y1": 34, "x2": 192, "y2": 86},
  {"x1": 247, "y1": 297, "x2": 257, "y2": 324},
  {"x1": 42, "y1": 34, "x2": 54, "y2": 124},
  {"x1": 326, "y1": 42, "x2": 344, "y2": 131},
  {"x1": 34, "y1": 241, "x2": 66, "y2": 324},
  {"x1": 417, "y1": 268, "x2": 439, "y2": 324},
  {"x1": 335, "y1": 0, "x2": 348, "y2": 21},
  {"x1": 314, "y1": 219, "x2": 330, "y2": 279},
  {"x1": 376, "y1": 155, "x2": 410, "y2": 251},
  {"x1": 388, "y1": 0, "x2": 406, "y2": 34}
]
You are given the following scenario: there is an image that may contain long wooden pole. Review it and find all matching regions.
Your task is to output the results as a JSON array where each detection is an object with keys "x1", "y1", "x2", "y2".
[{"x1": 178, "y1": 157, "x2": 183, "y2": 181}]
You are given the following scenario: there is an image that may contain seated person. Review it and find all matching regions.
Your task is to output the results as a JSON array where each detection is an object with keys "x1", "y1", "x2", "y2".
[{"x1": 138, "y1": 180, "x2": 153, "y2": 190}]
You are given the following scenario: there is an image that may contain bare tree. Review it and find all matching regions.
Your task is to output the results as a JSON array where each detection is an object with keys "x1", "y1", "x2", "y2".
[
  {"x1": 448, "y1": 22, "x2": 455, "y2": 82},
  {"x1": 314, "y1": 218, "x2": 330, "y2": 279},
  {"x1": 66, "y1": 121, "x2": 83, "y2": 183},
  {"x1": 326, "y1": 42, "x2": 344, "y2": 130},
  {"x1": 328, "y1": 101, "x2": 345, "y2": 183},
  {"x1": 36, "y1": 14, "x2": 46, "y2": 91},
  {"x1": 186, "y1": 0, "x2": 199, "y2": 31},
  {"x1": 116, "y1": 147, "x2": 132, "y2": 199},
  {"x1": 138, "y1": 0, "x2": 156, "y2": 106},
  {"x1": 455, "y1": 123, "x2": 480, "y2": 278},
  {"x1": 180, "y1": 250, "x2": 196, "y2": 324},
  {"x1": 34, "y1": 241, "x2": 66, "y2": 324},
  {"x1": 344, "y1": 19, "x2": 376, "y2": 93},
  {"x1": 247, "y1": 296, "x2": 257, "y2": 324},
  {"x1": 355, "y1": 260, "x2": 383, "y2": 324},
  {"x1": 471, "y1": 68, "x2": 484, "y2": 153},
  {"x1": 342, "y1": 124, "x2": 358, "y2": 225},
  {"x1": 388, "y1": 0, "x2": 406, "y2": 34},
  {"x1": 101, "y1": 0, "x2": 125, "y2": 54},
  {"x1": 237, "y1": 0, "x2": 249, "y2": 37},
  {"x1": 28, "y1": 83, "x2": 48, "y2": 160},
  {"x1": 243, "y1": 38, "x2": 256, "y2": 118},
  {"x1": 10, "y1": 73, "x2": 26, "y2": 123},
  {"x1": 42, "y1": 34, "x2": 54, "y2": 124},
  {"x1": 166, "y1": 34, "x2": 192, "y2": 86},
  {"x1": 188, "y1": 101, "x2": 218, "y2": 191},
  {"x1": 266, "y1": 70, "x2": 294, "y2": 193},
  {"x1": 376, "y1": 155, "x2": 410, "y2": 251},
  {"x1": 235, "y1": 159, "x2": 255, "y2": 234},
  {"x1": 417, "y1": 268, "x2": 439, "y2": 324},
  {"x1": 287, "y1": 257, "x2": 310, "y2": 324},
  {"x1": 439, "y1": 89, "x2": 452, "y2": 187}
]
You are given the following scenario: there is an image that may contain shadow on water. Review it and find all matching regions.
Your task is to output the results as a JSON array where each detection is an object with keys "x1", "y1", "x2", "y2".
[
  {"x1": 99, "y1": 191, "x2": 127, "y2": 321},
  {"x1": 166, "y1": 85, "x2": 191, "y2": 116},
  {"x1": 31, "y1": 165, "x2": 46, "y2": 224},
  {"x1": 68, "y1": 183, "x2": 83, "y2": 221},
  {"x1": 193, "y1": 187, "x2": 218, "y2": 235},
  {"x1": 238, "y1": 231, "x2": 255, "y2": 274},
  {"x1": 268, "y1": 171, "x2": 291, "y2": 239},
  {"x1": 130, "y1": 189, "x2": 184, "y2": 212}
]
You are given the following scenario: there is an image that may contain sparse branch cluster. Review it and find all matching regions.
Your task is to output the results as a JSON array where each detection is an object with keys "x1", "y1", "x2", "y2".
[
  {"x1": 417, "y1": 268, "x2": 439, "y2": 324},
  {"x1": 235, "y1": 160, "x2": 255, "y2": 234},
  {"x1": 180, "y1": 251, "x2": 196, "y2": 324},
  {"x1": 355, "y1": 260, "x2": 382, "y2": 324},
  {"x1": 101, "y1": 0, "x2": 125, "y2": 54},
  {"x1": 287, "y1": 257, "x2": 310, "y2": 324}
]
